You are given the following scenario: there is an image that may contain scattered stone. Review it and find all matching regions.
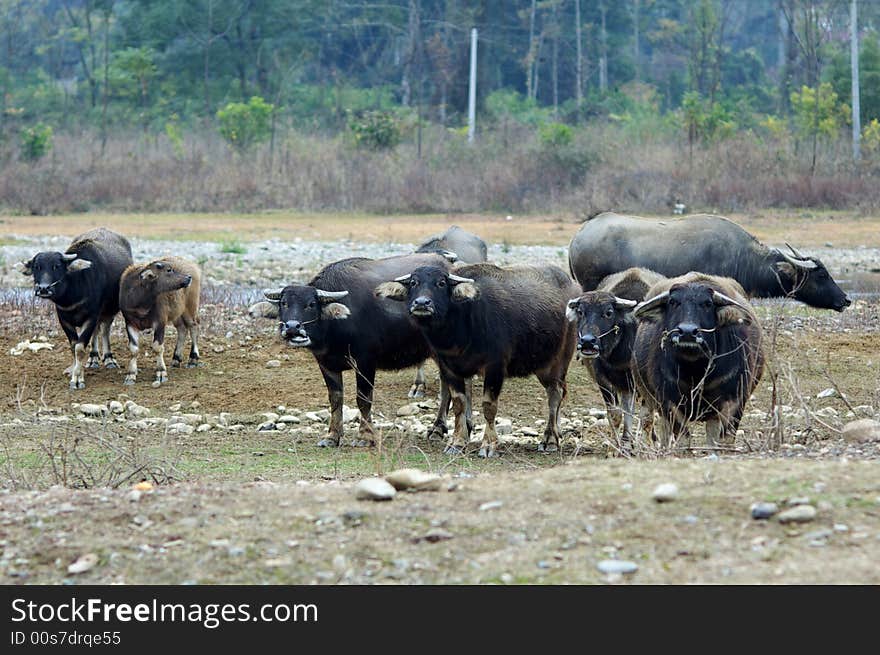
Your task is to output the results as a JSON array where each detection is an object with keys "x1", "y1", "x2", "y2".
[
  {"x1": 266, "y1": 359, "x2": 281, "y2": 368},
  {"x1": 169, "y1": 403, "x2": 182, "y2": 412},
  {"x1": 304, "y1": 412, "x2": 323, "y2": 422},
  {"x1": 167, "y1": 423, "x2": 194, "y2": 435},
  {"x1": 652, "y1": 483, "x2": 679, "y2": 502},
  {"x1": 588, "y1": 408, "x2": 607, "y2": 418},
  {"x1": 257, "y1": 421, "x2": 277, "y2": 432},
  {"x1": 396, "y1": 403, "x2": 421, "y2": 417},
  {"x1": 262, "y1": 412, "x2": 280, "y2": 423},
  {"x1": 213, "y1": 345, "x2": 225, "y2": 353},
  {"x1": 520, "y1": 427, "x2": 539, "y2": 437},
  {"x1": 816, "y1": 388, "x2": 837, "y2": 399},
  {"x1": 814, "y1": 407, "x2": 838, "y2": 418},
  {"x1": 750, "y1": 502, "x2": 779, "y2": 520},
  {"x1": 9, "y1": 339, "x2": 55, "y2": 355},
  {"x1": 127, "y1": 490, "x2": 142, "y2": 502},
  {"x1": 414, "y1": 528, "x2": 454, "y2": 543},
  {"x1": 841, "y1": 419, "x2": 880, "y2": 444},
  {"x1": 67, "y1": 553, "x2": 98, "y2": 575},
  {"x1": 342, "y1": 406, "x2": 360, "y2": 424},
  {"x1": 495, "y1": 417, "x2": 513, "y2": 435},
  {"x1": 78, "y1": 403, "x2": 107, "y2": 417},
  {"x1": 596, "y1": 559, "x2": 638, "y2": 575},
  {"x1": 355, "y1": 478, "x2": 397, "y2": 501},
  {"x1": 479, "y1": 500, "x2": 504, "y2": 512},
  {"x1": 278, "y1": 415, "x2": 301, "y2": 424},
  {"x1": 197, "y1": 423, "x2": 212, "y2": 432},
  {"x1": 786, "y1": 497, "x2": 811, "y2": 507},
  {"x1": 316, "y1": 409, "x2": 331, "y2": 420},
  {"x1": 108, "y1": 400, "x2": 125, "y2": 414},
  {"x1": 125, "y1": 401, "x2": 150, "y2": 419},
  {"x1": 385, "y1": 468, "x2": 443, "y2": 491},
  {"x1": 777, "y1": 505, "x2": 817, "y2": 524}
]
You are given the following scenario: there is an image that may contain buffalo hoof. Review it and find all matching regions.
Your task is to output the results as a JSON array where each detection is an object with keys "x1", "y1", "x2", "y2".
[
  {"x1": 154, "y1": 371, "x2": 168, "y2": 384},
  {"x1": 477, "y1": 446, "x2": 499, "y2": 458},
  {"x1": 186, "y1": 360, "x2": 202, "y2": 369},
  {"x1": 353, "y1": 439, "x2": 374, "y2": 448},
  {"x1": 69, "y1": 379, "x2": 85, "y2": 390},
  {"x1": 428, "y1": 424, "x2": 447, "y2": 440},
  {"x1": 86, "y1": 358, "x2": 101, "y2": 370},
  {"x1": 171, "y1": 358, "x2": 182, "y2": 368},
  {"x1": 103, "y1": 359, "x2": 119, "y2": 370},
  {"x1": 537, "y1": 442, "x2": 558, "y2": 453},
  {"x1": 123, "y1": 377, "x2": 136, "y2": 386},
  {"x1": 443, "y1": 444, "x2": 465, "y2": 455},
  {"x1": 316, "y1": 437, "x2": 340, "y2": 448},
  {"x1": 407, "y1": 384, "x2": 426, "y2": 399}
]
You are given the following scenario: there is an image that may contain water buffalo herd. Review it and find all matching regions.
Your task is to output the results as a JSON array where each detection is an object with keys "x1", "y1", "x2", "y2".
[{"x1": 18, "y1": 214, "x2": 852, "y2": 457}]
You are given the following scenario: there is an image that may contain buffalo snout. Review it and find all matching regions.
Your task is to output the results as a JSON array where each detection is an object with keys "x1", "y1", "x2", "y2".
[
  {"x1": 281, "y1": 320, "x2": 304, "y2": 338},
  {"x1": 410, "y1": 296, "x2": 434, "y2": 316},
  {"x1": 35, "y1": 283, "x2": 54, "y2": 297}
]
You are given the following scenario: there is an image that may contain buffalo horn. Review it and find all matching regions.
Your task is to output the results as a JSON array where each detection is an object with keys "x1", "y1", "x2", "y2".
[
  {"x1": 633, "y1": 291, "x2": 670, "y2": 317},
  {"x1": 712, "y1": 291, "x2": 750, "y2": 312},
  {"x1": 780, "y1": 250, "x2": 817, "y2": 270},
  {"x1": 786, "y1": 242, "x2": 805, "y2": 259},
  {"x1": 315, "y1": 289, "x2": 349, "y2": 303},
  {"x1": 62, "y1": 253, "x2": 78, "y2": 261},
  {"x1": 263, "y1": 288, "x2": 284, "y2": 302},
  {"x1": 394, "y1": 274, "x2": 412, "y2": 283},
  {"x1": 447, "y1": 273, "x2": 474, "y2": 285},
  {"x1": 612, "y1": 296, "x2": 638, "y2": 309},
  {"x1": 440, "y1": 250, "x2": 459, "y2": 263}
]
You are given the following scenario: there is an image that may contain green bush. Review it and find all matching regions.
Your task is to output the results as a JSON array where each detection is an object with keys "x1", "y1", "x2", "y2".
[
  {"x1": 20, "y1": 123, "x2": 53, "y2": 161},
  {"x1": 217, "y1": 96, "x2": 274, "y2": 152},
  {"x1": 348, "y1": 110, "x2": 400, "y2": 150},
  {"x1": 538, "y1": 122, "x2": 574, "y2": 148}
]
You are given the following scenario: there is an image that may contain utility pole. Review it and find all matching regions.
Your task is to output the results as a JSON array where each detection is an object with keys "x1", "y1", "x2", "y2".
[
  {"x1": 851, "y1": 0, "x2": 861, "y2": 162},
  {"x1": 468, "y1": 27, "x2": 477, "y2": 143}
]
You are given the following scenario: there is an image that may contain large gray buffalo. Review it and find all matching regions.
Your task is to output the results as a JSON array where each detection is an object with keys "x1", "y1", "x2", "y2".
[{"x1": 568, "y1": 212, "x2": 851, "y2": 312}]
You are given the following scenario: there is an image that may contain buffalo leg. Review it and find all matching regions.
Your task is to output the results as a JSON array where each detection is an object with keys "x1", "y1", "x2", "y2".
[
  {"x1": 620, "y1": 390, "x2": 637, "y2": 454},
  {"x1": 59, "y1": 320, "x2": 78, "y2": 377},
  {"x1": 478, "y1": 368, "x2": 504, "y2": 458},
  {"x1": 86, "y1": 326, "x2": 102, "y2": 370},
  {"x1": 186, "y1": 322, "x2": 201, "y2": 367},
  {"x1": 152, "y1": 324, "x2": 168, "y2": 385},
  {"x1": 123, "y1": 324, "x2": 140, "y2": 385},
  {"x1": 429, "y1": 375, "x2": 450, "y2": 440},
  {"x1": 409, "y1": 364, "x2": 427, "y2": 398},
  {"x1": 537, "y1": 373, "x2": 567, "y2": 453},
  {"x1": 171, "y1": 320, "x2": 186, "y2": 368},
  {"x1": 354, "y1": 363, "x2": 377, "y2": 447},
  {"x1": 317, "y1": 368, "x2": 344, "y2": 448},
  {"x1": 443, "y1": 373, "x2": 470, "y2": 455},
  {"x1": 70, "y1": 320, "x2": 96, "y2": 390},
  {"x1": 99, "y1": 320, "x2": 118, "y2": 369}
]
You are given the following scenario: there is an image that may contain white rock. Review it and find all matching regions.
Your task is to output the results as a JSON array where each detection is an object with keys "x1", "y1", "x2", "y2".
[
  {"x1": 197, "y1": 424, "x2": 212, "y2": 432},
  {"x1": 816, "y1": 388, "x2": 837, "y2": 399},
  {"x1": 67, "y1": 553, "x2": 98, "y2": 575},
  {"x1": 520, "y1": 427, "x2": 540, "y2": 437},
  {"x1": 589, "y1": 408, "x2": 607, "y2": 418},
  {"x1": 278, "y1": 415, "x2": 301, "y2": 424},
  {"x1": 396, "y1": 403, "x2": 421, "y2": 417},
  {"x1": 495, "y1": 418, "x2": 513, "y2": 435},
  {"x1": 266, "y1": 359, "x2": 281, "y2": 368},
  {"x1": 842, "y1": 419, "x2": 880, "y2": 444},
  {"x1": 652, "y1": 483, "x2": 679, "y2": 502},
  {"x1": 109, "y1": 401, "x2": 125, "y2": 414},
  {"x1": 177, "y1": 413, "x2": 203, "y2": 425},
  {"x1": 355, "y1": 478, "x2": 397, "y2": 501},
  {"x1": 304, "y1": 412, "x2": 323, "y2": 422},
  {"x1": 342, "y1": 406, "x2": 361, "y2": 423},
  {"x1": 79, "y1": 403, "x2": 107, "y2": 417},
  {"x1": 169, "y1": 403, "x2": 181, "y2": 412},
  {"x1": 262, "y1": 412, "x2": 280, "y2": 423},
  {"x1": 777, "y1": 505, "x2": 817, "y2": 523},
  {"x1": 125, "y1": 401, "x2": 150, "y2": 419},
  {"x1": 316, "y1": 409, "x2": 331, "y2": 420},
  {"x1": 815, "y1": 407, "x2": 838, "y2": 418},
  {"x1": 167, "y1": 423, "x2": 194, "y2": 435},
  {"x1": 385, "y1": 469, "x2": 443, "y2": 491}
]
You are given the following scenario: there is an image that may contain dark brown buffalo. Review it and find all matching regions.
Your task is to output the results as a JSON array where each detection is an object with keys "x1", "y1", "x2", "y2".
[
  {"x1": 566, "y1": 267, "x2": 666, "y2": 450},
  {"x1": 18, "y1": 228, "x2": 133, "y2": 389},
  {"x1": 377, "y1": 263, "x2": 580, "y2": 457},
  {"x1": 632, "y1": 273, "x2": 765, "y2": 450},
  {"x1": 568, "y1": 212, "x2": 850, "y2": 311}
]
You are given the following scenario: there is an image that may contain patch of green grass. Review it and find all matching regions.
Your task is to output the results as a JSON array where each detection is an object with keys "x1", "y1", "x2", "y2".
[{"x1": 219, "y1": 239, "x2": 247, "y2": 254}]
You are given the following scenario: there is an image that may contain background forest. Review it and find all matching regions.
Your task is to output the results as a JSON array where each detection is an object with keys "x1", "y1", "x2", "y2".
[{"x1": 2, "y1": 0, "x2": 879, "y2": 215}]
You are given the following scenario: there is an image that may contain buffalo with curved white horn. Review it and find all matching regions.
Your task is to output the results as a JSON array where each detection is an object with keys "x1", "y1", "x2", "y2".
[
  {"x1": 378, "y1": 262, "x2": 580, "y2": 458},
  {"x1": 19, "y1": 228, "x2": 133, "y2": 389},
  {"x1": 569, "y1": 212, "x2": 850, "y2": 311},
  {"x1": 566, "y1": 267, "x2": 667, "y2": 453},
  {"x1": 632, "y1": 272, "x2": 765, "y2": 451},
  {"x1": 268, "y1": 252, "x2": 465, "y2": 449}
]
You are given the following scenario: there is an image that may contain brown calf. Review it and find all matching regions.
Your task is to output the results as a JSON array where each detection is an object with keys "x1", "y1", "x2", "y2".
[{"x1": 119, "y1": 257, "x2": 201, "y2": 385}]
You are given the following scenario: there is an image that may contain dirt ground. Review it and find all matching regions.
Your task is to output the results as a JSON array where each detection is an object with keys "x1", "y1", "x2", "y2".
[{"x1": 1, "y1": 212, "x2": 879, "y2": 585}]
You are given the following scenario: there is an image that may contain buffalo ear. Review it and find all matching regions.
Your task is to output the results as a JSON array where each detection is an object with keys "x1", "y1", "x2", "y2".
[
  {"x1": 775, "y1": 261, "x2": 796, "y2": 280},
  {"x1": 140, "y1": 268, "x2": 157, "y2": 281},
  {"x1": 248, "y1": 301, "x2": 279, "y2": 318},
  {"x1": 375, "y1": 281, "x2": 408, "y2": 301},
  {"x1": 17, "y1": 258, "x2": 34, "y2": 276},
  {"x1": 66, "y1": 258, "x2": 92, "y2": 273},
  {"x1": 565, "y1": 298, "x2": 580, "y2": 322},
  {"x1": 321, "y1": 302, "x2": 351, "y2": 320},
  {"x1": 451, "y1": 282, "x2": 479, "y2": 302}
]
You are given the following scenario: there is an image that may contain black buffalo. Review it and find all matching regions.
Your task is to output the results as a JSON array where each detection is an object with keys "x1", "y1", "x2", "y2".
[
  {"x1": 632, "y1": 272, "x2": 765, "y2": 450},
  {"x1": 263, "y1": 253, "x2": 459, "y2": 447},
  {"x1": 19, "y1": 228, "x2": 133, "y2": 389},
  {"x1": 568, "y1": 212, "x2": 850, "y2": 311},
  {"x1": 566, "y1": 267, "x2": 666, "y2": 450},
  {"x1": 377, "y1": 263, "x2": 580, "y2": 457}
]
